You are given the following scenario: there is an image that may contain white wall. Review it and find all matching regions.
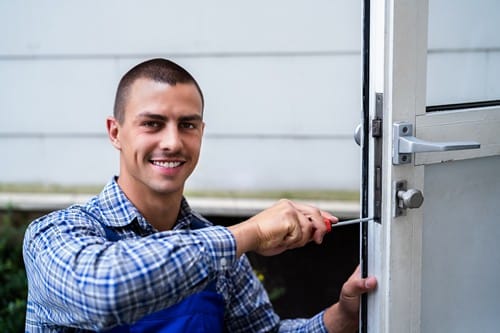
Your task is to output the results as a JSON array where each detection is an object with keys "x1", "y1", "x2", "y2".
[
  {"x1": 1, "y1": 1, "x2": 499, "y2": 191},
  {"x1": 0, "y1": 0, "x2": 364, "y2": 191}
]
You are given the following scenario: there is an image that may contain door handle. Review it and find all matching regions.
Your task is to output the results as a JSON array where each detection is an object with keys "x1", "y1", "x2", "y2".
[
  {"x1": 393, "y1": 122, "x2": 481, "y2": 165},
  {"x1": 354, "y1": 123, "x2": 362, "y2": 146},
  {"x1": 399, "y1": 136, "x2": 480, "y2": 153}
]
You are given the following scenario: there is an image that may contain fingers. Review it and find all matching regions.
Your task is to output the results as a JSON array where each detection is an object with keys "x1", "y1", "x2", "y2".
[
  {"x1": 323, "y1": 265, "x2": 377, "y2": 331},
  {"x1": 338, "y1": 265, "x2": 377, "y2": 315},
  {"x1": 282, "y1": 199, "x2": 342, "y2": 245},
  {"x1": 290, "y1": 201, "x2": 338, "y2": 243},
  {"x1": 342, "y1": 265, "x2": 377, "y2": 297},
  {"x1": 230, "y1": 199, "x2": 340, "y2": 257}
]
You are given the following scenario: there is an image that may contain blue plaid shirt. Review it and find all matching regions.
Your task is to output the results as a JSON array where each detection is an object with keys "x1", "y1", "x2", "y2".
[{"x1": 23, "y1": 178, "x2": 327, "y2": 332}]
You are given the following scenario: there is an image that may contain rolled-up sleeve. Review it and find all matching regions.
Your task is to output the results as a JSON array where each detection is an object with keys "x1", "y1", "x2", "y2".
[{"x1": 222, "y1": 254, "x2": 328, "y2": 333}]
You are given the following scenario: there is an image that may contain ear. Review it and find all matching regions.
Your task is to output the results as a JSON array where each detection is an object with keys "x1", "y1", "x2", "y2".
[{"x1": 106, "y1": 117, "x2": 122, "y2": 150}]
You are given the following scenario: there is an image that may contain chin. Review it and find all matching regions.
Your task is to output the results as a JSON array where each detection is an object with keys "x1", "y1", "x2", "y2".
[{"x1": 149, "y1": 182, "x2": 184, "y2": 196}]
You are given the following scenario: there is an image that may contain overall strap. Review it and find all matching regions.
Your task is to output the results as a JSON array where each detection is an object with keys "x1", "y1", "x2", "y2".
[{"x1": 81, "y1": 208, "x2": 122, "y2": 242}]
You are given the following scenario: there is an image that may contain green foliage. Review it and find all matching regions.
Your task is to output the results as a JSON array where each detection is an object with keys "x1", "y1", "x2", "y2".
[
  {"x1": 0, "y1": 206, "x2": 28, "y2": 332},
  {"x1": 252, "y1": 266, "x2": 287, "y2": 302}
]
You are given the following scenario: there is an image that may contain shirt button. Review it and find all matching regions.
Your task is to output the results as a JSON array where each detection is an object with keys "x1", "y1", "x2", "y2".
[{"x1": 220, "y1": 258, "x2": 228, "y2": 268}]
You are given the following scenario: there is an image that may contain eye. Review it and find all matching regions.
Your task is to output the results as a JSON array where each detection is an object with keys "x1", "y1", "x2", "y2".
[
  {"x1": 142, "y1": 121, "x2": 162, "y2": 129},
  {"x1": 179, "y1": 122, "x2": 196, "y2": 129}
]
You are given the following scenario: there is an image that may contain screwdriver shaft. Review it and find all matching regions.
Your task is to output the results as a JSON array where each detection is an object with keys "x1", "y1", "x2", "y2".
[{"x1": 331, "y1": 217, "x2": 372, "y2": 228}]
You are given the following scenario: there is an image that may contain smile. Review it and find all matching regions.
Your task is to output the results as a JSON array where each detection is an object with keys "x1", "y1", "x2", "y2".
[{"x1": 151, "y1": 160, "x2": 183, "y2": 168}]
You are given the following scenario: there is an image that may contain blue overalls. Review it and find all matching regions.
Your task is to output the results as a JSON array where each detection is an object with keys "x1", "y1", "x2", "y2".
[{"x1": 99, "y1": 217, "x2": 226, "y2": 332}]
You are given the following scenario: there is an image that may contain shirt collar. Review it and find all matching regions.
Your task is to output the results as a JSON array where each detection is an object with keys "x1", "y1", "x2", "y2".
[
  {"x1": 95, "y1": 177, "x2": 143, "y2": 228},
  {"x1": 96, "y1": 177, "x2": 202, "y2": 231},
  {"x1": 173, "y1": 196, "x2": 195, "y2": 230}
]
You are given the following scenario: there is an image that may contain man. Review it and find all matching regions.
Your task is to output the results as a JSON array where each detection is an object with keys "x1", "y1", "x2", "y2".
[{"x1": 23, "y1": 58, "x2": 376, "y2": 332}]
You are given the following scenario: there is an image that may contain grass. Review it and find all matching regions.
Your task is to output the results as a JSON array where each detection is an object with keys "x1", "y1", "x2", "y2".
[
  {"x1": 184, "y1": 190, "x2": 359, "y2": 201},
  {"x1": 0, "y1": 183, "x2": 359, "y2": 202},
  {"x1": 0, "y1": 183, "x2": 103, "y2": 195}
]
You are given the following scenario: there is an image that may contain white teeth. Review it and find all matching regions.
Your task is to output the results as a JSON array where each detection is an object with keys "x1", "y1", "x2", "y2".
[{"x1": 152, "y1": 161, "x2": 182, "y2": 168}]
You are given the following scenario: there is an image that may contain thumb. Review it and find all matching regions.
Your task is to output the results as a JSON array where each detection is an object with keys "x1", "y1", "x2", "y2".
[{"x1": 341, "y1": 265, "x2": 377, "y2": 299}]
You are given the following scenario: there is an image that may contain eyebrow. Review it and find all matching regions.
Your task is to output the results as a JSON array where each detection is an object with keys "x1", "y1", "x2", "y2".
[
  {"x1": 136, "y1": 112, "x2": 203, "y2": 122},
  {"x1": 179, "y1": 114, "x2": 203, "y2": 122},
  {"x1": 136, "y1": 112, "x2": 167, "y2": 121}
]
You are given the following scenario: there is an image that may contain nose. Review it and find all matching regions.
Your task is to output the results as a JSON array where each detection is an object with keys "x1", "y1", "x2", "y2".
[{"x1": 159, "y1": 125, "x2": 182, "y2": 152}]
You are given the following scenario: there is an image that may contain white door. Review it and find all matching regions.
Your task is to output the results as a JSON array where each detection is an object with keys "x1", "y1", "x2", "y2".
[{"x1": 362, "y1": 0, "x2": 500, "y2": 332}]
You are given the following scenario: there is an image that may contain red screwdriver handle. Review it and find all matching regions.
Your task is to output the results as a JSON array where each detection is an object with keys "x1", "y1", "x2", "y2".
[{"x1": 323, "y1": 218, "x2": 332, "y2": 233}]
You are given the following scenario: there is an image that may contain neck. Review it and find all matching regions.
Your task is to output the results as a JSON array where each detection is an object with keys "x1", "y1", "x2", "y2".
[
  {"x1": 141, "y1": 194, "x2": 182, "y2": 231},
  {"x1": 117, "y1": 178, "x2": 183, "y2": 231}
]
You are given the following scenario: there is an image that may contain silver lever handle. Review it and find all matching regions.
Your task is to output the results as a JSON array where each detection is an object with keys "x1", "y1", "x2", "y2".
[
  {"x1": 399, "y1": 136, "x2": 480, "y2": 153},
  {"x1": 393, "y1": 122, "x2": 481, "y2": 164}
]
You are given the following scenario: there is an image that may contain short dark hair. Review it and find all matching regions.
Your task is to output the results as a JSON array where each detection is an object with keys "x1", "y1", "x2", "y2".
[{"x1": 113, "y1": 58, "x2": 204, "y2": 123}]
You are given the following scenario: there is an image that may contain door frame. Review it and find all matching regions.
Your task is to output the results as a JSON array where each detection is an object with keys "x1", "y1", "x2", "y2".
[{"x1": 363, "y1": 0, "x2": 428, "y2": 331}]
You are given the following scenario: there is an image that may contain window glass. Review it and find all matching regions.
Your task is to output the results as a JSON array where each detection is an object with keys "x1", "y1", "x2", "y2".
[{"x1": 427, "y1": 0, "x2": 500, "y2": 106}]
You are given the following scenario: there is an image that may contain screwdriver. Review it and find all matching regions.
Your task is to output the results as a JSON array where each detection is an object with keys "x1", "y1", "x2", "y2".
[{"x1": 323, "y1": 217, "x2": 373, "y2": 232}]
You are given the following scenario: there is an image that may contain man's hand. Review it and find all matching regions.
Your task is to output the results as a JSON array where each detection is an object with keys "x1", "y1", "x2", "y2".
[
  {"x1": 323, "y1": 265, "x2": 377, "y2": 333},
  {"x1": 228, "y1": 199, "x2": 337, "y2": 257}
]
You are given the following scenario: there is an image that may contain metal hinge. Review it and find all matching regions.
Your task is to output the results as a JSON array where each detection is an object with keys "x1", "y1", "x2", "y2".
[
  {"x1": 372, "y1": 119, "x2": 382, "y2": 138},
  {"x1": 372, "y1": 93, "x2": 383, "y2": 222}
]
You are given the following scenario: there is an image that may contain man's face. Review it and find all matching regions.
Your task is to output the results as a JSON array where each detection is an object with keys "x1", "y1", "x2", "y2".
[{"x1": 108, "y1": 78, "x2": 204, "y2": 198}]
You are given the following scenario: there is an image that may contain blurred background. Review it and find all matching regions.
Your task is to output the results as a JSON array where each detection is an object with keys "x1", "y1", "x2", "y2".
[
  {"x1": 0, "y1": 0, "x2": 364, "y2": 193},
  {"x1": 0, "y1": 2, "x2": 365, "y2": 329}
]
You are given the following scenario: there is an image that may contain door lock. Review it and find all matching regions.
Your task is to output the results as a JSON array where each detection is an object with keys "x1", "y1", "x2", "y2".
[
  {"x1": 393, "y1": 180, "x2": 424, "y2": 217},
  {"x1": 397, "y1": 188, "x2": 424, "y2": 209}
]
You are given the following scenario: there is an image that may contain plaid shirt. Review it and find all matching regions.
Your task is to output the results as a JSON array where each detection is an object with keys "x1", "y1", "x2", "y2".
[{"x1": 23, "y1": 178, "x2": 327, "y2": 332}]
